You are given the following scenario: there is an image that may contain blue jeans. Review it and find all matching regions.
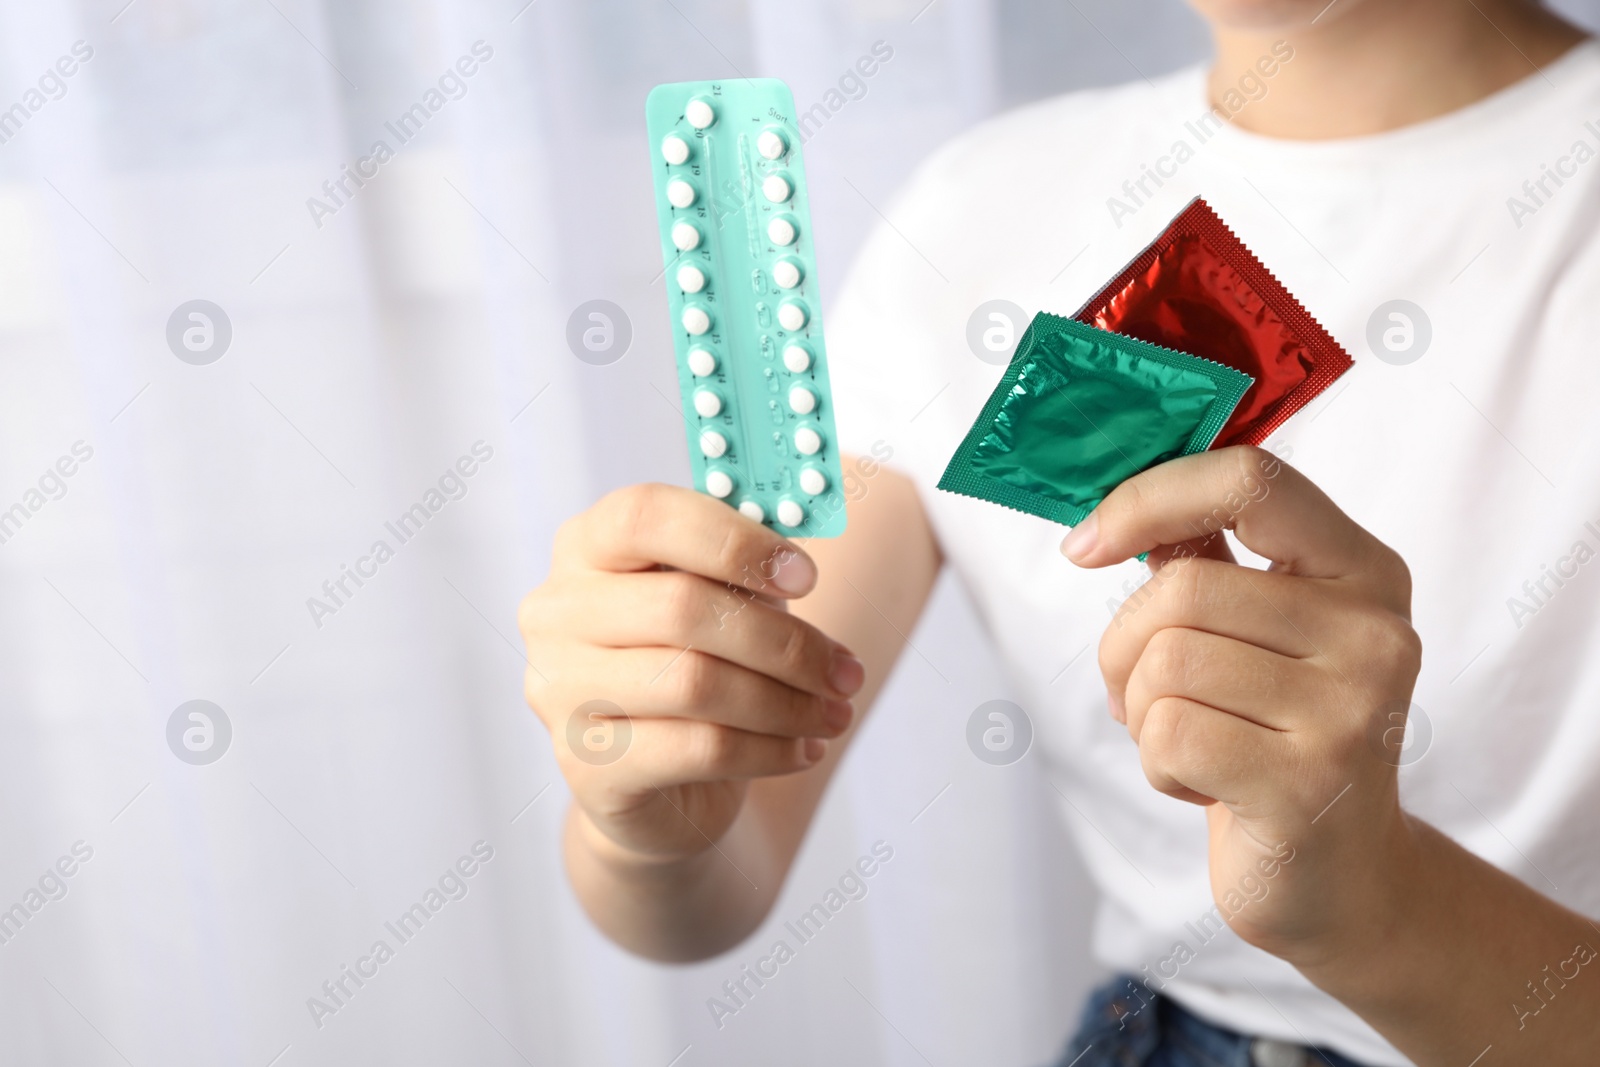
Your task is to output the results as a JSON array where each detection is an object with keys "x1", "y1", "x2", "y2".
[{"x1": 1051, "y1": 976, "x2": 1375, "y2": 1067}]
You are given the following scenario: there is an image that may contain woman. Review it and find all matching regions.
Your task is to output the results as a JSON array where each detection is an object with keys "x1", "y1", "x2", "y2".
[{"x1": 520, "y1": 1, "x2": 1600, "y2": 1062}]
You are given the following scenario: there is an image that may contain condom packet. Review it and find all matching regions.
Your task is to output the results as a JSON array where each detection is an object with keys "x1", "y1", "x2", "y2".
[
  {"x1": 1074, "y1": 197, "x2": 1352, "y2": 448},
  {"x1": 938, "y1": 314, "x2": 1252, "y2": 527}
]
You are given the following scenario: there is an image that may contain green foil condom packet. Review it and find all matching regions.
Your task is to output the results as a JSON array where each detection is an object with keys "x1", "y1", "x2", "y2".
[{"x1": 938, "y1": 314, "x2": 1253, "y2": 527}]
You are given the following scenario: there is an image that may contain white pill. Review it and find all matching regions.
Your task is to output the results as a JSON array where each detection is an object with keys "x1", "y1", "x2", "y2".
[
  {"x1": 776, "y1": 499, "x2": 804, "y2": 528},
  {"x1": 777, "y1": 301, "x2": 808, "y2": 332},
  {"x1": 738, "y1": 500, "x2": 765, "y2": 523},
  {"x1": 757, "y1": 129, "x2": 787, "y2": 160},
  {"x1": 706, "y1": 469, "x2": 734, "y2": 498},
  {"x1": 682, "y1": 306, "x2": 711, "y2": 335},
  {"x1": 799, "y1": 467, "x2": 827, "y2": 496},
  {"x1": 666, "y1": 179, "x2": 696, "y2": 209},
  {"x1": 699, "y1": 428, "x2": 727, "y2": 458},
  {"x1": 672, "y1": 221, "x2": 701, "y2": 252},
  {"x1": 686, "y1": 99, "x2": 716, "y2": 130},
  {"x1": 768, "y1": 217, "x2": 797, "y2": 246},
  {"x1": 794, "y1": 427, "x2": 822, "y2": 455},
  {"x1": 762, "y1": 173, "x2": 792, "y2": 203},
  {"x1": 693, "y1": 389, "x2": 722, "y2": 418},
  {"x1": 772, "y1": 260, "x2": 802, "y2": 290},
  {"x1": 687, "y1": 347, "x2": 717, "y2": 377},
  {"x1": 788, "y1": 384, "x2": 817, "y2": 414},
  {"x1": 662, "y1": 135, "x2": 690, "y2": 166},
  {"x1": 677, "y1": 264, "x2": 706, "y2": 293},
  {"x1": 782, "y1": 345, "x2": 811, "y2": 373}
]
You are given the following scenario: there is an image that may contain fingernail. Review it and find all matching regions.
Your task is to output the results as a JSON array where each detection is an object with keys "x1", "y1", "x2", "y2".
[
  {"x1": 829, "y1": 649, "x2": 866, "y2": 697},
  {"x1": 1061, "y1": 513, "x2": 1099, "y2": 564},
  {"x1": 1108, "y1": 691, "x2": 1126, "y2": 724},
  {"x1": 803, "y1": 737, "x2": 828, "y2": 764},
  {"x1": 771, "y1": 547, "x2": 817, "y2": 595},
  {"x1": 823, "y1": 699, "x2": 854, "y2": 734}
]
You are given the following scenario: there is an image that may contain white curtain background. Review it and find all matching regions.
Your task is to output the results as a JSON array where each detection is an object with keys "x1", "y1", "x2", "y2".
[{"x1": 2, "y1": 2, "x2": 1597, "y2": 1065}]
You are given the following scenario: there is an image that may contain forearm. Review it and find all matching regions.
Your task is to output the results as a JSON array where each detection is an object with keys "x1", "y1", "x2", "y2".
[
  {"x1": 563, "y1": 799, "x2": 790, "y2": 961},
  {"x1": 1299, "y1": 816, "x2": 1600, "y2": 1065}
]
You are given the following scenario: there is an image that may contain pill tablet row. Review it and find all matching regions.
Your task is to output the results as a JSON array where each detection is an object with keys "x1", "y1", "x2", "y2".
[{"x1": 645, "y1": 79, "x2": 848, "y2": 538}]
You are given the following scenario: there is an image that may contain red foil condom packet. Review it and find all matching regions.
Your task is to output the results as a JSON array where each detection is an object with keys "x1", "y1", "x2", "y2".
[{"x1": 1073, "y1": 197, "x2": 1352, "y2": 448}]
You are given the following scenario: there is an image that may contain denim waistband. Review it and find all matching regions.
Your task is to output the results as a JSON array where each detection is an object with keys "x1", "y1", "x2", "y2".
[{"x1": 1049, "y1": 975, "x2": 1378, "y2": 1067}]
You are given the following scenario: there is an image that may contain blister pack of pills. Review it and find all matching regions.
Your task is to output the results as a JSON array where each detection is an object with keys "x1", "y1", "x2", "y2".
[{"x1": 646, "y1": 79, "x2": 848, "y2": 538}]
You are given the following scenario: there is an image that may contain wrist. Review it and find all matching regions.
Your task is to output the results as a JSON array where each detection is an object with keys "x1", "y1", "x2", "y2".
[
  {"x1": 1289, "y1": 810, "x2": 1432, "y2": 1001},
  {"x1": 564, "y1": 802, "x2": 772, "y2": 962},
  {"x1": 567, "y1": 802, "x2": 721, "y2": 881}
]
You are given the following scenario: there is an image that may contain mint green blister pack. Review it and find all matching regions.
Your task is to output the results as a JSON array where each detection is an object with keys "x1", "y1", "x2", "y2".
[{"x1": 645, "y1": 79, "x2": 848, "y2": 538}]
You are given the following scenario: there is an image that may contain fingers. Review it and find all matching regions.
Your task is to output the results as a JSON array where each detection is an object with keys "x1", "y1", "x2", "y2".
[
  {"x1": 1123, "y1": 628, "x2": 1330, "y2": 738},
  {"x1": 557, "y1": 483, "x2": 817, "y2": 597},
  {"x1": 1062, "y1": 447, "x2": 1408, "y2": 602},
  {"x1": 1099, "y1": 557, "x2": 1323, "y2": 707},
  {"x1": 543, "y1": 569, "x2": 863, "y2": 700},
  {"x1": 1138, "y1": 696, "x2": 1293, "y2": 809},
  {"x1": 564, "y1": 715, "x2": 827, "y2": 791},
  {"x1": 529, "y1": 643, "x2": 852, "y2": 740}
]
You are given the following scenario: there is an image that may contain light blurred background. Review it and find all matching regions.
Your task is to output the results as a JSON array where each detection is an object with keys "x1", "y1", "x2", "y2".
[{"x1": 1, "y1": 1, "x2": 1597, "y2": 1065}]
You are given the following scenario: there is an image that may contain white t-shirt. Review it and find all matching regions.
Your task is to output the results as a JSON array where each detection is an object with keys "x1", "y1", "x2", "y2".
[{"x1": 827, "y1": 39, "x2": 1600, "y2": 1067}]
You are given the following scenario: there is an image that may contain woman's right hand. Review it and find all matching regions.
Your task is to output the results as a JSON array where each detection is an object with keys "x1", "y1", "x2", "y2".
[{"x1": 518, "y1": 483, "x2": 865, "y2": 865}]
